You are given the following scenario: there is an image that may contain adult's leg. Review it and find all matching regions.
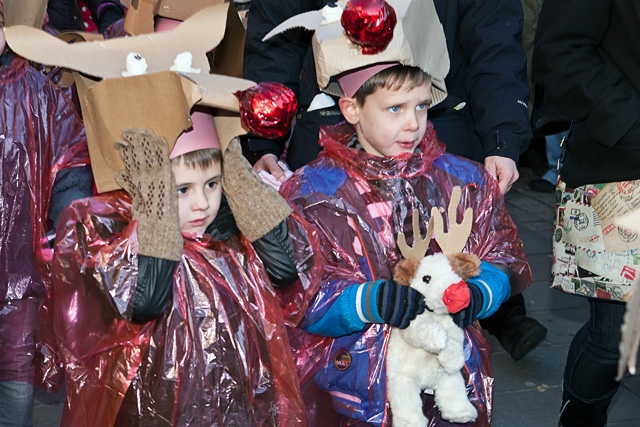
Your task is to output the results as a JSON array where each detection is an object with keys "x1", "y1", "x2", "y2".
[
  {"x1": 559, "y1": 298, "x2": 626, "y2": 427},
  {"x1": 0, "y1": 381, "x2": 34, "y2": 427},
  {"x1": 0, "y1": 298, "x2": 39, "y2": 427},
  {"x1": 540, "y1": 130, "x2": 567, "y2": 184}
]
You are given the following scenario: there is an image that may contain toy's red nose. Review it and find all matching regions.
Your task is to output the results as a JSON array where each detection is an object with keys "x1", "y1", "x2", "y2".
[{"x1": 442, "y1": 281, "x2": 470, "y2": 313}]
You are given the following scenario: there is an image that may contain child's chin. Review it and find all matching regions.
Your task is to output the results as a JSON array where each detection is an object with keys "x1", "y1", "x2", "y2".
[
  {"x1": 390, "y1": 147, "x2": 417, "y2": 156},
  {"x1": 181, "y1": 226, "x2": 207, "y2": 236}
]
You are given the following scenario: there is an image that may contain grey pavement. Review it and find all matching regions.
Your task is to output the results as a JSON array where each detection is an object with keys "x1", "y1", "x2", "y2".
[{"x1": 32, "y1": 167, "x2": 640, "y2": 426}]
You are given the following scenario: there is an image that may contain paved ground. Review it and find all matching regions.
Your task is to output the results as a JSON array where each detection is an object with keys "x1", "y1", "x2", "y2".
[{"x1": 31, "y1": 167, "x2": 640, "y2": 426}]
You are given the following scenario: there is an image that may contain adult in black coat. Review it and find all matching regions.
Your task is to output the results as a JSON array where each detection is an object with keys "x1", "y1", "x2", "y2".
[{"x1": 533, "y1": 0, "x2": 640, "y2": 425}]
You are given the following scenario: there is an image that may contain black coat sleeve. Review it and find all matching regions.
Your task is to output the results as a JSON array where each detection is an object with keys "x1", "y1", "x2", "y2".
[
  {"x1": 207, "y1": 196, "x2": 299, "y2": 288},
  {"x1": 532, "y1": 0, "x2": 640, "y2": 148},
  {"x1": 450, "y1": 0, "x2": 533, "y2": 161},
  {"x1": 49, "y1": 165, "x2": 94, "y2": 232},
  {"x1": 131, "y1": 255, "x2": 177, "y2": 323},
  {"x1": 463, "y1": 0, "x2": 532, "y2": 160},
  {"x1": 251, "y1": 221, "x2": 299, "y2": 288}
]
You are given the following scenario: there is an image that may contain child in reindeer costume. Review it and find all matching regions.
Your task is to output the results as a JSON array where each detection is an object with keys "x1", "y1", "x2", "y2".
[
  {"x1": 4, "y1": 4, "x2": 305, "y2": 426},
  {"x1": 256, "y1": 1, "x2": 533, "y2": 426}
]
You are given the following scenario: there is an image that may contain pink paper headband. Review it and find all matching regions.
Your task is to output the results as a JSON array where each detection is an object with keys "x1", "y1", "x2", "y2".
[
  {"x1": 338, "y1": 62, "x2": 397, "y2": 98},
  {"x1": 169, "y1": 109, "x2": 220, "y2": 159}
]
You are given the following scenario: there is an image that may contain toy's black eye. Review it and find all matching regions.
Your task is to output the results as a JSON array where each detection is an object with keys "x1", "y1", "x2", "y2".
[{"x1": 422, "y1": 275, "x2": 431, "y2": 283}]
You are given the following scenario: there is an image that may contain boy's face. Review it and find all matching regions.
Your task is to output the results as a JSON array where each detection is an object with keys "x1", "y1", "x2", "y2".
[
  {"x1": 340, "y1": 81, "x2": 432, "y2": 157},
  {"x1": 172, "y1": 160, "x2": 223, "y2": 235}
]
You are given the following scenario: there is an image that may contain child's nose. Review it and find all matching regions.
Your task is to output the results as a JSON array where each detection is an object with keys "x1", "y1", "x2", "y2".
[
  {"x1": 192, "y1": 190, "x2": 209, "y2": 211},
  {"x1": 405, "y1": 112, "x2": 419, "y2": 131}
]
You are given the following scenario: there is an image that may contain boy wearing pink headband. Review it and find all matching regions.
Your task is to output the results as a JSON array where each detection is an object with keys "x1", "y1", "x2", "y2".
[
  {"x1": 51, "y1": 105, "x2": 305, "y2": 425},
  {"x1": 27, "y1": 7, "x2": 306, "y2": 425}
]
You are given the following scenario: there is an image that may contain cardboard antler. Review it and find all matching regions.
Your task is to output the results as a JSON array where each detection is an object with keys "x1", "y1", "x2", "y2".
[
  {"x1": 396, "y1": 187, "x2": 473, "y2": 261},
  {"x1": 432, "y1": 186, "x2": 473, "y2": 254},
  {"x1": 397, "y1": 210, "x2": 434, "y2": 262}
]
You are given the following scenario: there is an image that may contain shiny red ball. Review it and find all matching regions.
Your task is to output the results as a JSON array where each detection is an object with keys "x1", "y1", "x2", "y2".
[
  {"x1": 234, "y1": 82, "x2": 298, "y2": 139},
  {"x1": 340, "y1": 0, "x2": 397, "y2": 55}
]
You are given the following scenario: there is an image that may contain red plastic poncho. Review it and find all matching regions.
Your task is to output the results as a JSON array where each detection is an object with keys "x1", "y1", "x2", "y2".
[
  {"x1": 277, "y1": 121, "x2": 532, "y2": 426},
  {"x1": 51, "y1": 193, "x2": 306, "y2": 426},
  {"x1": 0, "y1": 55, "x2": 89, "y2": 384}
]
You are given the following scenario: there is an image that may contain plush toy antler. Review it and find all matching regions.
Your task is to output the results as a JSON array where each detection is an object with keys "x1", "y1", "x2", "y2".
[{"x1": 395, "y1": 186, "x2": 475, "y2": 283}]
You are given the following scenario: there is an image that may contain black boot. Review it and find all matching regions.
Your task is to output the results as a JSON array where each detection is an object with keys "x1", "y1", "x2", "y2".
[
  {"x1": 480, "y1": 293, "x2": 547, "y2": 361},
  {"x1": 558, "y1": 389, "x2": 611, "y2": 427},
  {"x1": 497, "y1": 315, "x2": 548, "y2": 361}
]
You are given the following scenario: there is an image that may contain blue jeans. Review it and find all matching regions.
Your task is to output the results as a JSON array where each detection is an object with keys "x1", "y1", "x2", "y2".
[
  {"x1": 560, "y1": 298, "x2": 626, "y2": 427},
  {"x1": 0, "y1": 298, "x2": 38, "y2": 427},
  {"x1": 541, "y1": 130, "x2": 568, "y2": 185},
  {"x1": 0, "y1": 381, "x2": 33, "y2": 427}
]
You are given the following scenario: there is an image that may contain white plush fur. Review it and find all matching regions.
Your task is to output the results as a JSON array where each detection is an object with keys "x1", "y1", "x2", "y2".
[{"x1": 387, "y1": 253, "x2": 477, "y2": 426}]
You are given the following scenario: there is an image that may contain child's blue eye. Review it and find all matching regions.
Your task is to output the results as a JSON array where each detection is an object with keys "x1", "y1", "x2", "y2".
[
  {"x1": 416, "y1": 103, "x2": 427, "y2": 111},
  {"x1": 388, "y1": 106, "x2": 400, "y2": 113}
]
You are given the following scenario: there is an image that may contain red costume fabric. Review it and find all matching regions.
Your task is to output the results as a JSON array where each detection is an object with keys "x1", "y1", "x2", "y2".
[
  {"x1": 0, "y1": 55, "x2": 89, "y2": 384},
  {"x1": 51, "y1": 193, "x2": 305, "y2": 426}
]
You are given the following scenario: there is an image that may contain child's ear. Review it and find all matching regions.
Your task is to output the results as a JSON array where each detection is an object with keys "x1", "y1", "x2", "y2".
[{"x1": 339, "y1": 97, "x2": 360, "y2": 125}]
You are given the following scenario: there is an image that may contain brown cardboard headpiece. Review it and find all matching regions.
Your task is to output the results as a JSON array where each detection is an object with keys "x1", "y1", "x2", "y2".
[
  {"x1": 264, "y1": 0, "x2": 449, "y2": 106},
  {"x1": 3, "y1": 0, "x2": 46, "y2": 28},
  {"x1": 4, "y1": 4, "x2": 254, "y2": 193}
]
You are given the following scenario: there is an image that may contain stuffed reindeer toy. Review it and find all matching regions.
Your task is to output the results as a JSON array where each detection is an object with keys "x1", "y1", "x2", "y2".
[{"x1": 387, "y1": 187, "x2": 481, "y2": 426}]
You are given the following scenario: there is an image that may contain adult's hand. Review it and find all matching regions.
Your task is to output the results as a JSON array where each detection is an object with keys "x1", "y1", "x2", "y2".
[
  {"x1": 484, "y1": 156, "x2": 519, "y2": 194},
  {"x1": 253, "y1": 153, "x2": 287, "y2": 182}
]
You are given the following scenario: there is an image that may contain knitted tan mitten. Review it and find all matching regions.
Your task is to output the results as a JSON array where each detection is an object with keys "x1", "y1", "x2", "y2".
[
  {"x1": 114, "y1": 127, "x2": 183, "y2": 261},
  {"x1": 222, "y1": 137, "x2": 292, "y2": 242}
]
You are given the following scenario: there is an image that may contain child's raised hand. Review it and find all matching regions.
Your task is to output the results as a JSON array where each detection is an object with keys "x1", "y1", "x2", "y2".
[{"x1": 114, "y1": 127, "x2": 183, "y2": 261}]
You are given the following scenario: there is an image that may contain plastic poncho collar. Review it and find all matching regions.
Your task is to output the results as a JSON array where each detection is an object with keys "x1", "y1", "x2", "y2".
[
  {"x1": 278, "y1": 120, "x2": 531, "y2": 426},
  {"x1": 51, "y1": 193, "x2": 305, "y2": 427}
]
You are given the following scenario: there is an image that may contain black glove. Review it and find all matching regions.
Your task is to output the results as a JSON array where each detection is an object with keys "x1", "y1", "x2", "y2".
[
  {"x1": 376, "y1": 279, "x2": 426, "y2": 329},
  {"x1": 451, "y1": 282, "x2": 483, "y2": 328}
]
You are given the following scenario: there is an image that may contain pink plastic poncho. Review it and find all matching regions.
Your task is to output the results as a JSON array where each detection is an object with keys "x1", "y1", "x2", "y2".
[
  {"x1": 277, "y1": 121, "x2": 532, "y2": 426},
  {"x1": 0, "y1": 55, "x2": 89, "y2": 384},
  {"x1": 51, "y1": 193, "x2": 306, "y2": 426}
]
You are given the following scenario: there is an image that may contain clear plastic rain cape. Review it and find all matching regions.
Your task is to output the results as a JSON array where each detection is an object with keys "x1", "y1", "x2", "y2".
[
  {"x1": 0, "y1": 55, "x2": 89, "y2": 384},
  {"x1": 51, "y1": 193, "x2": 306, "y2": 426},
  {"x1": 277, "y1": 120, "x2": 532, "y2": 426}
]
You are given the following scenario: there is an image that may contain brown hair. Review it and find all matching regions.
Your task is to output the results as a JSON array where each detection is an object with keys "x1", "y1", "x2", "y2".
[
  {"x1": 171, "y1": 148, "x2": 222, "y2": 171},
  {"x1": 353, "y1": 65, "x2": 431, "y2": 106}
]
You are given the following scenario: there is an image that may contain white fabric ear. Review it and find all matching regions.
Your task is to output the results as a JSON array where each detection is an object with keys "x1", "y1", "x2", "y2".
[{"x1": 308, "y1": 93, "x2": 336, "y2": 112}]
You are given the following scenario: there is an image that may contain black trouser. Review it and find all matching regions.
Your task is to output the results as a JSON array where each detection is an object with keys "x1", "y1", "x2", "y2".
[
  {"x1": 479, "y1": 293, "x2": 527, "y2": 337},
  {"x1": 559, "y1": 298, "x2": 625, "y2": 427}
]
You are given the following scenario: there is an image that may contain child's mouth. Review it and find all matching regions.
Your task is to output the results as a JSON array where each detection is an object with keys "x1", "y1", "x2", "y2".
[{"x1": 397, "y1": 140, "x2": 416, "y2": 149}]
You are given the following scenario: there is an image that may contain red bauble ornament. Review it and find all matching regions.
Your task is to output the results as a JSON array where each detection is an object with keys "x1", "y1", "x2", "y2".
[
  {"x1": 234, "y1": 82, "x2": 298, "y2": 139},
  {"x1": 340, "y1": 0, "x2": 397, "y2": 55}
]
